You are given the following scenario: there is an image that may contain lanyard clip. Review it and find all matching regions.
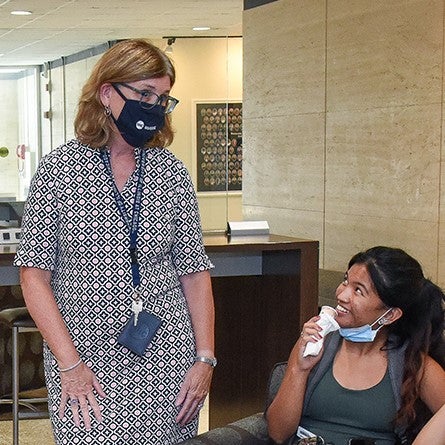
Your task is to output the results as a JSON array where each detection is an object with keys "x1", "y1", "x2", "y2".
[{"x1": 130, "y1": 247, "x2": 138, "y2": 265}]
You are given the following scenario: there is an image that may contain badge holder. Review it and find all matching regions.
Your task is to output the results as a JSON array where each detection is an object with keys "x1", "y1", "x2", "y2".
[{"x1": 118, "y1": 311, "x2": 162, "y2": 356}]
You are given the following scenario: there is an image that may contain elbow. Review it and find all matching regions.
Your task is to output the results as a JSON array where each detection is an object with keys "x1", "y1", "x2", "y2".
[
  {"x1": 269, "y1": 436, "x2": 286, "y2": 444},
  {"x1": 268, "y1": 430, "x2": 292, "y2": 445},
  {"x1": 19, "y1": 266, "x2": 52, "y2": 298},
  {"x1": 266, "y1": 415, "x2": 294, "y2": 444}
]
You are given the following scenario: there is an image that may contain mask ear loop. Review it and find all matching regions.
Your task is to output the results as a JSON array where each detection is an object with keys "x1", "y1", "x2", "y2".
[
  {"x1": 112, "y1": 83, "x2": 128, "y2": 101},
  {"x1": 373, "y1": 307, "x2": 393, "y2": 328}
]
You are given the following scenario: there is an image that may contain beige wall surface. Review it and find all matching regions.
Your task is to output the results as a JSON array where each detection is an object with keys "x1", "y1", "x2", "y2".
[{"x1": 243, "y1": 0, "x2": 445, "y2": 286}]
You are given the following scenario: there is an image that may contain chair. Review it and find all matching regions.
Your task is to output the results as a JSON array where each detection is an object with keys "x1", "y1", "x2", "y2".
[
  {"x1": 177, "y1": 362, "x2": 287, "y2": 445},
  {"x1": 0, "y1": 307, "x2": 49, "y2": 445}
]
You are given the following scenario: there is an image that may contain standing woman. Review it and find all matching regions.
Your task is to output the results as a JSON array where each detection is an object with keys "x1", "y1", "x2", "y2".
[
  {"x1": 267, "y1": 246, "x2": 445, "y2": 445},
  {"x1": 14, "y1": 39, "x2": 216, "y2": 444}
]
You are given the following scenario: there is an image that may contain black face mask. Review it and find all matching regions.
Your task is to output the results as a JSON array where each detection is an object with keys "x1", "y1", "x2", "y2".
[{"x1": 111, "y1": 85, "x2": 165, "y2": 147}]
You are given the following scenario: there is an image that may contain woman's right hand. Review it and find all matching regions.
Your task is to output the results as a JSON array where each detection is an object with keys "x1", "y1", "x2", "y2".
[
  {"x1": 288, "y1": 316, "x2": 324, "y2": 371},
  {"x1": 58, "y1": 361, "x2": 106, "y2": 431}
]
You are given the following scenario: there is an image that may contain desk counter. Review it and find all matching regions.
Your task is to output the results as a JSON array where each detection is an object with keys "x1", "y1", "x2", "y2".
[{"x1": 203, "y1": 233, "x2": 319, "y2": 427}]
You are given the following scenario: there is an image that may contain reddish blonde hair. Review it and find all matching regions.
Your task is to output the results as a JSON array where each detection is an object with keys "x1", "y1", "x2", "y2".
[{"x1": 74, "y1": 39, "x2": 176, "y2": 148}]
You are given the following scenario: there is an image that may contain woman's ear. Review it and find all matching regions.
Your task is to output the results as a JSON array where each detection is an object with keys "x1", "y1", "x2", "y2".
[
  {"x1": 383, "y1": 307, "x2": 403, "y2": 325},
  {"x1": 99, "y1": 83, "x2": 112, "y2": 106}
]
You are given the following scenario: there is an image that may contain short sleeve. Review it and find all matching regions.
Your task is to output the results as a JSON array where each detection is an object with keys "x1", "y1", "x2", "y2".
[
  {"x1": 170, "y1": 165, "x2": 213, "y2": 276},
  {"x1": 13, "y1": 155, "x2": 59, "y2": 271}
]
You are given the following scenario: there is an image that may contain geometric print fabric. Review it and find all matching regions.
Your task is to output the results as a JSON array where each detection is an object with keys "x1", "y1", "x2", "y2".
[{"x1": 14, "y1": 140, "x2": 213, "y2": 444}]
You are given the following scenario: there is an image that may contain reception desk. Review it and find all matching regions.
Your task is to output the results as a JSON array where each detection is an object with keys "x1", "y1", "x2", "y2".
[{"x1": 203, "y1": 233, "x2": 319, "y2": 428}]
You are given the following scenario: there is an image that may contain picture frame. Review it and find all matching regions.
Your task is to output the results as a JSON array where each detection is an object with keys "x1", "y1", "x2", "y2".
[{"x1": 195, "y1": 101, "x2": 242, "y2": 192}]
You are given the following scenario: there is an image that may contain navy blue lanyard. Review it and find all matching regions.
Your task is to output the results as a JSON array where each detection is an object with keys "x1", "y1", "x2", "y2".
[{"x1": 100, "y1": 148, "x2": 147, "y2": 289}]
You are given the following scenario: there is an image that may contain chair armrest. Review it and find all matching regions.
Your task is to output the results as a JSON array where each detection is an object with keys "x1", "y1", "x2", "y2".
[{"x1": 178, "y1": 412, "x2": 271, "y2": 445}]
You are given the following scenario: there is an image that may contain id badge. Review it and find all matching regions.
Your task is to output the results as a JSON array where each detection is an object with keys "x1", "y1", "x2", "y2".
[{"x1": 117, "y1": 310, "x2": 162, "y2": 356}]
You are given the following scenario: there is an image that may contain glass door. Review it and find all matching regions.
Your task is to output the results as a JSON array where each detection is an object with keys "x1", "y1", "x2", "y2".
[{"x1": 0, "y1": 66, "x2": 40, "y2": 202}]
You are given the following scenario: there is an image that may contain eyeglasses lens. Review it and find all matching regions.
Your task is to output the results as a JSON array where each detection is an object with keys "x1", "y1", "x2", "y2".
[{"x1": 139, "y1": 93, "x2": 177, "y2": 114}]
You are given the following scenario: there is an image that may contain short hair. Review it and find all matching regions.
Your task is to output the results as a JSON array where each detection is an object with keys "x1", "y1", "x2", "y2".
[{"x1": 74, "y1": 39, "x2": 176, "y2": 148}]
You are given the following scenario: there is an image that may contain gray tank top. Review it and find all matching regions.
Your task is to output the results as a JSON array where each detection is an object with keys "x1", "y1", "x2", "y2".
[{"x1": 300, "y1": 362, "x2": 397, "y2": 444}]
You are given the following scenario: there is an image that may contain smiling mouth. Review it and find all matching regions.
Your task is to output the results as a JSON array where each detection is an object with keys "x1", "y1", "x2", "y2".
[{"x1": 336, "y1": 305, "x2": 350, "y2": 314}]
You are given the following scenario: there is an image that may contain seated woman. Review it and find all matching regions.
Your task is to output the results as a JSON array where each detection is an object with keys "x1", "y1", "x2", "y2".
[
  {"x1": 267, "y1": 246, "x2": 445, "y2": 445},
  {"x1": 412, "y1": 403, "x2": 445, "y2": 445}
]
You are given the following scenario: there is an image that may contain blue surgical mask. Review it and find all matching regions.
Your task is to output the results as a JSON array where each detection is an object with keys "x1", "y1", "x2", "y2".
[{"x1": 339, "y1": 308, "x2": 393, "y2": 343}]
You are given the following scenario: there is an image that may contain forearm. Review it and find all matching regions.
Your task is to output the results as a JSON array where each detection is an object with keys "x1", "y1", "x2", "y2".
[
  {"x1": 266, "y1": 364, "x2": 311, "y2": 444},
  {"x1": 180, "y1": 270, "x2": 215, "y2": 356},
  {"x1": 20, "y1": 266, "x2": 80, "y2": 368},
  {"x1": 412, "y1": 403, "x2": 445, "y2": 445}
]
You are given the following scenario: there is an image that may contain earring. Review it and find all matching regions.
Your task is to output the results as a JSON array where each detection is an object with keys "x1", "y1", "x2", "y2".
[{"x1": 104, "y1": 106, "x2": 111, "y2": 117}]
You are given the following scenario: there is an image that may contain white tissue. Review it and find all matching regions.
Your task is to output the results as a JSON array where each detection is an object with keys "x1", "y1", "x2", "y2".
[{"x1": 303, "y1": 306, "x2": 340, "y2": 357}]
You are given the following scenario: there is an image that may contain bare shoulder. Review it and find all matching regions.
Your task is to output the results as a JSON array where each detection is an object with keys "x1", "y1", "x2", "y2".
[{"x1": 424, "y1": 355, "x2": 445, "y2": 376}]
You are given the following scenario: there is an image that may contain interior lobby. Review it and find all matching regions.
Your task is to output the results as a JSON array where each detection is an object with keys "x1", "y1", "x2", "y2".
[{"x1": 1, "y1": 0, "x2": 445, "y2": 443}]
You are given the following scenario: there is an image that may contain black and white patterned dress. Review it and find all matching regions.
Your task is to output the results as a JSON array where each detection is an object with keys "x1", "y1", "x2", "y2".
[{"x1": 14, "y1": 140, "x2": 212, "y2": 444}]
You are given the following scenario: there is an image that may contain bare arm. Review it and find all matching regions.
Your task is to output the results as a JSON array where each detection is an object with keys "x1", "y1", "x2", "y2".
[
  {"x1": 20, "y1": 266, "x2": 79, "y2": 367},
  {"x1": 180, "y1": 270, "x2": 215, "y2": 356},
  {"x1": 267, "y1": 317, "x2": 323, "y2": 444},
  {"x1": 412, "y1": 402, "x2": 445, "y2": 445},
  {"x1": 175, "y1": 270, "x2": 215, "y2": 425},
  {"x1": 420, "y1": 355, "x2": 445, "y2": 413},
  {"x1": 20, "y1": 266, "x2": 106, "y2": 430}
]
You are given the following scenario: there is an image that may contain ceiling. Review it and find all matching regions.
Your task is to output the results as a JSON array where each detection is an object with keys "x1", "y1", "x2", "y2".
[{"x1": 0, "y1": 0, "x2": 243, "y2": 66}]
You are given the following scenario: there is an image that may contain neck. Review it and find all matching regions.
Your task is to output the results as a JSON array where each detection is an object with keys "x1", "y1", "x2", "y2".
[
  {"x1": 108, "y1": 141, "x2": 134, "y2": 158},
  {"x1": 107, "y1": 142, "x2": 136, "y2": 192},
  {"x1": 341, "y1": 334, "x2": 388, "y2": 355}
]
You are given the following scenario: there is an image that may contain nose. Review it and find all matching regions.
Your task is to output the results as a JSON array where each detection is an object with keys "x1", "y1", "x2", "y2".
[{"x1": 336, "y1": 282, "x2": 350, "y2": 303}]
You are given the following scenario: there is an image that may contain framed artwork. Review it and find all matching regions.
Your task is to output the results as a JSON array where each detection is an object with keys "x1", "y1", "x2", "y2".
[{"x1": 196, "y1": 102, "x2": 242, "y2": 192}]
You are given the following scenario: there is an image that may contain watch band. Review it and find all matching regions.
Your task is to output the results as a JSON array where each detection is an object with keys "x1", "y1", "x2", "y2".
[{"x1": 195, "y1": 356, "x2": 217, "y2": 368}]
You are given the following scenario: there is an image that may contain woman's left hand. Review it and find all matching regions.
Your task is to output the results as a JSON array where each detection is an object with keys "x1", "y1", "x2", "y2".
[{"x1": 175, "y1": 361, "x2": 213, "y2": 425}]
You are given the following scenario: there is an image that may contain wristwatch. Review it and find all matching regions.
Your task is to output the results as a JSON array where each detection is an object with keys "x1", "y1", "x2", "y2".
[{"x1": 195, "y1": 356, "x2": 217, "y2": 368}]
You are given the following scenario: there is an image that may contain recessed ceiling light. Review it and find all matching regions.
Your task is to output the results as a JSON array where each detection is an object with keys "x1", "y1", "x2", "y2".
[
  {"x1": 193, "y1": 26, "x2": 210, "y2": 31},
  {"x1": 11, "y1": 10, "x2": 32, "y2": 15}
]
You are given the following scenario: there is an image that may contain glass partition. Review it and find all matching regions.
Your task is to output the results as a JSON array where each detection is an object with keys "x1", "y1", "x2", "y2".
[
  {"x1": 0, "y1": 38, "x2": 243, "y2": 230},
  {"x1": 0, "y1": 67, "x2": 40, "y2": 202},
  {"x1": 162, "y1": 36, "x2": 243, "y2": 231}
]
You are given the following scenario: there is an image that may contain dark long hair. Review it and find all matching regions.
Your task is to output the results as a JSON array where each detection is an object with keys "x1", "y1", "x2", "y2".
[{"x1": 349, "y1": 246, "x2": 445, "y2": 435}]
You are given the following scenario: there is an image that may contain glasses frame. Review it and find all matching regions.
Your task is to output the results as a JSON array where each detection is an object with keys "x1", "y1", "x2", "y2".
[{"x1": 114, "y1": 82, "x2": 179, "y2": 114}]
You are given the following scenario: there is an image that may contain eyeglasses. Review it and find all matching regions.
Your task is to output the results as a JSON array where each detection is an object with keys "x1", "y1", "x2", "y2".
[{"x1": 114, "y1": 82, "x2": 179, "y2": 114}]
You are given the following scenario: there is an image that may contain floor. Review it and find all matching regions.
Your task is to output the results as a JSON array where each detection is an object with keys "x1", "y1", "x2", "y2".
[
  {"x1": 0, "y1": 400, "x2": 209, "y2": 444},
  {"x1": 0, "y1": 419, "x2": 54, "y2": 444}
]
